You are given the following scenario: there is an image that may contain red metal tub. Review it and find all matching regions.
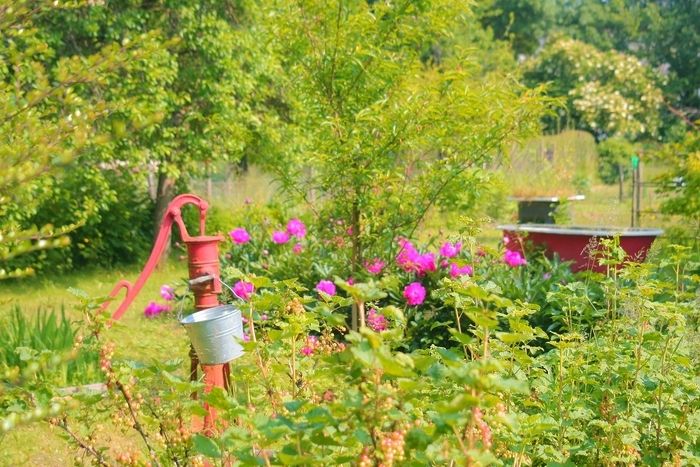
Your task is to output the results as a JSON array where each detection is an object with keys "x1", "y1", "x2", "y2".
[{"x1": 498, "y1": 224, "x2": 663, "y2": 273}]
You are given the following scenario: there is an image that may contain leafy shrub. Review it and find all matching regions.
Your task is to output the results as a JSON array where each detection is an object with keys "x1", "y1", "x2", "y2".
[
  {"x1": 655, "y1": 129, "x2": 700, "y2": 243},
  {"x1": 5, "y1": 167, "x2": 154, "y2": 274},
  {"x1": 597, "y1": 137, "x2": 636, "y2": 185}
]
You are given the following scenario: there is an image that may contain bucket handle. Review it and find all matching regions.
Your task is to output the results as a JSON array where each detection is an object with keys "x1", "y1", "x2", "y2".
[{"x1": 178, "y1": 275, "x2": 245, "y2": 321}]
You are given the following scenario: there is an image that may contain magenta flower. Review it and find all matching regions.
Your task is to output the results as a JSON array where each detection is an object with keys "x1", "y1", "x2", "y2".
[
  {"x1": 271, "y1": 230, "x2": 290, "y2": 244},
  {"x1": 504, "y1": 250, "x2": 527, "y2": 267},
  {"x1": 449, "y1": 263, "x2": 473, "y2": 278},
  {"x1": 316, "y1": 280, "x2": 336, "y2": 296},
  {"x1": 233, "y1": 280, "x2": 255, "y2": 300},
  {"x1": 403, "y1": 282, "x2": 426, "y2": 306},
  {"x1": 367, "y1": 309, "x2": 388, "y2": 332},
  {"x1": 416, "y1": 252, "x2": 436, "y2": 275},
  {"x1": 300, "y1": 335, "x2": 319, "y2": 356},
  {"x1": 286, "y1": 218, "x2": 306, "y2": 238},
  {"x1": 229, "y1": 227, "x2": 250, "y2": 245},
  {"x1": 160, "y1": 285, "x2": 175, "y2": 301},
  {"x1": 396, "y1": 238, "x2": 435, "y2": 275},
  {"x1": 292, "y1": 242, "x2": 303, "y2": 254},
  {"x1": 365, "y1": 258, "x2": 385, "y2": 275},
  {"x1": 347, "y1": 277, "x2": 355, "y2": 285},
  {"x1": 144, "y1": 301, "x2": 169, "y2": 318},
  {"x1": 242, "y1": 331, "x2": 250, "y2": 343},
  {"x1": 440, "y1": 241, "x2": 462, "y2": 258}
]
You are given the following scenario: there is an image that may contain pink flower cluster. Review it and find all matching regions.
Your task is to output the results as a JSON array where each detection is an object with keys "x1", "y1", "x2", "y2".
[
  {"x1": 272, "y1": 218, "x2": 307, "y2": 244},
  {"x1": 365, "y1": 258, "x2": 385, "y2": 275},
  {"x1": 439, "y1": 241, "x2": 462, "y2": 258},
  {"x1": 233, "y1": 280, "x2": 255, "y2": 301},
  {"x1": 396, "y1": 239, "x2": 436, "y2": 275},
  {"x1": 144, "y1": 301, "x2": 170, "y2": 318},
  {"x1": 300, "y1": 335, "x2": 319, "y2": 356},
  {"x1": 145, "y1": 284, "x2": 175, "y2": 318},
  {"x1": 367, "y1": 309, "x2": 388, "y2": 332},
  {"x1": 160, "y1": 285, "x2": 175, "y2": 301},
  {"x1": 449, "y1": 263, "x2": 473, "y2": 278},
  {"x1": 316, "y1": 280, "x2": 336, "y2": 296},
  {"x1": 229, "y1": 227, "x2": 250, "y2": 244},
  {"x1": 403, "y1": 282, "x2": 426, "y2": 306},
  {"x1": 504, "y1": 250, "x2": 527, "y2": 267}
]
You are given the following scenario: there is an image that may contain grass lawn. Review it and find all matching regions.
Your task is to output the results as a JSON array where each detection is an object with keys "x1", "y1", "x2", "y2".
[{"x1": 0, "y1": 261, "x2": 191, "y2": 465}]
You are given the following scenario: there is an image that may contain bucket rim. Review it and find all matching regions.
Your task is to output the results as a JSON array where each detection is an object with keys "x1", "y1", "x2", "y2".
[{"x1": 179, "y1": 304, "x2": 240, "y2": 326}]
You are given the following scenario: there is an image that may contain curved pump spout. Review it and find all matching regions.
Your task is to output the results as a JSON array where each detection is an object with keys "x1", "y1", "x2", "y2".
[{"x1": 102, "y1": 194, "x2": 223, "y2": 320}]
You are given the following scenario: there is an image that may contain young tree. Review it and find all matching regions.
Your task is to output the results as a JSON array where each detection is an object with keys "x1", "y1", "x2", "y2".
[{"x1": 265, "y1": 0, "x2": 546, "y2": 275}]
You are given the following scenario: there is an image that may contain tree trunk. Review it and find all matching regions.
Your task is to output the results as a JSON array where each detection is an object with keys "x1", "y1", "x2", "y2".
[
  {"x1": 350, "y1": 196, "x2": 362, "y2": 331},
  {"x1": 154, "y1": 171, "x2": 177, "y2": 264}
]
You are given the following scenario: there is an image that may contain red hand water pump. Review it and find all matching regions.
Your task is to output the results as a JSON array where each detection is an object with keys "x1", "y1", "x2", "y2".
[{"x1": 101, "y1": 193, "x2": 229, "y2": 433}]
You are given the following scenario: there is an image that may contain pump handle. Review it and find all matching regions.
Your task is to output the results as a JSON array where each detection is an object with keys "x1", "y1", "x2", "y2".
[{"x1": 101, "y1": 194, "x2": 211, "y2": 321}]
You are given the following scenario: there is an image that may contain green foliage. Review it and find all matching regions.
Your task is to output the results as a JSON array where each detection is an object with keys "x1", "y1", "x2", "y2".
[
  {"x1": 655, "y1": 129, "x2": 700, "y2": 242},
  {"x1": 0, "y1": 305, "x2": 100, "y2": 387},
  {"x1": 264, "y1": 0, "x2": 546, "y2": 275},
  {"x1": 479, "y1": 0, "x2": 557, "y2": 55},
  {"x1": 0, "y1": 0, "x2": 175, "y2": 277},
  {"x1": 524, "y1": 37, "x2": 664, "y2": 140},
  {"x1": 597, "y1": 137, "x2": 636, "y2": 185}
]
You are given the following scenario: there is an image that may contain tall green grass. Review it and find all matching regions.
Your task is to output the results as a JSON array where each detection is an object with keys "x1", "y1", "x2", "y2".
[{"x1": 0, "y1": 305, "x2": 100, "y2": 386}]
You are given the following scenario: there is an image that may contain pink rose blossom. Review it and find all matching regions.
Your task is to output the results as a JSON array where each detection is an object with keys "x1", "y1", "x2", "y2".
[
  {"x1": 272, "y1": 230, "x2": 290, "y2": 244},
  {"x1": 160, "y1": 285, "x2": 175, "y2": 301},
  {"x1": 316, "y1": 280, "x2": 336, "y2": 296},
  {"x1": 365, "y1": 258, "x2": 385, "y2": 275},
  {"x1": 449, "y1": 263, "x2": 473, "y2": 278},
  {"x1": 286, "y1": 218, "x2": 307, "y2": 238},
  {"x1": 229, "y1": 227, "x2": 251, "y2": 244},
  {"x1": 292, "y1": 242, "x2": 303, "y2": 254},
  {"x1": 403, "y1": 282, "x2": 426, "y2": 306},
  {"x1": 243, "y1": 331, "x2": 250, "y2": 343},
  {"x1": 233, "y1": 280, "x2": 255, "y2": 300},
  {"x1": 504, "y1": 250, "x2": 527, "y2": 267},
  {"x1": 261, "y1": 313, "x2": 269, "y2": 321},
  {"x1": 347, "y1": 277, "x2": 355, "y2": 285},
  {"x1": 440, "y1": 241, "x2": 462, "y2": 258},
  {"x1": 416, "y1": 252, "x2": 436, "y2": 275},
  {"x1": 396, "y1": 238, "x2": 435, "y2": 275},
  {"x1": 367, "y1": 309, "x2": 388, "y2": 332}
]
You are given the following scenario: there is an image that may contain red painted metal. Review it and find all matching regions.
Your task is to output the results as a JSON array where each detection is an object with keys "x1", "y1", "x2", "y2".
[
  {"x1": 500, "y1": 225, "x2": 662, "y2": 273},
  {"x1": 100, "y1": 193, "x2": 228, "y2": 434},
  {"x1": 102, "y1": 194, "x2": 223, "y2": 320}
]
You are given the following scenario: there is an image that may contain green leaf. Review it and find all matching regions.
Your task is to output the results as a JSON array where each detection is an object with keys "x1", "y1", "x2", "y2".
[{"x1": 192, "y1": 434, "x2": 221, "y2": 458}]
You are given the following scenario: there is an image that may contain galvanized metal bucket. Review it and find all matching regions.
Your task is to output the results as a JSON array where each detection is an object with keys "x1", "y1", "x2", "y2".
[{"x1": 180, "y1": 304, "x2": 244, "y2": 364}]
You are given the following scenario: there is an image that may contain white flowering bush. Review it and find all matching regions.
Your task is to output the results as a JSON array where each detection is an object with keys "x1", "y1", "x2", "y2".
[{"x1": 525, "y1": 38, "x2": 664, "y2": 140}]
